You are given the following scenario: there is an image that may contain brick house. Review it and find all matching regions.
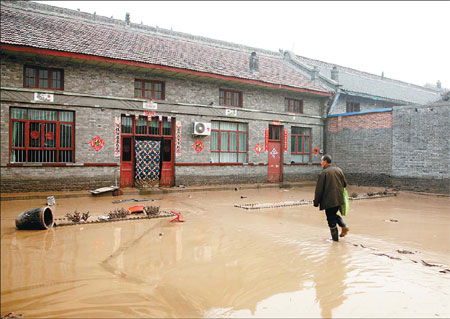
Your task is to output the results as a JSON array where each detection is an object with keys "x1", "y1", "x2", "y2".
[
  {"x1": 1, "y1": 1, "x2": 447, "y2": 193},
  {"x1": 1, "y1": 1, "x2": 334, "y2": 192}
]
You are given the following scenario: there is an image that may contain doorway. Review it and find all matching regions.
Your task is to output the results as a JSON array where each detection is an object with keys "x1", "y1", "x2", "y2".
[
  {"x1": 119, "y1": 115, "x2": 174, "y2": 187},
  {"x1": 267, "y1": 124, "x2": 283, "y2": 183}
]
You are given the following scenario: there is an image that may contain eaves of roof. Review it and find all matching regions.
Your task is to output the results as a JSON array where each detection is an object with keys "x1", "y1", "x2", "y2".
[
  {"x1": 0, "y1": 2, "x2": 332, "y2": 97},
  {"x1": 294, "y1": 55, "x2": 441, "y2": 104}
]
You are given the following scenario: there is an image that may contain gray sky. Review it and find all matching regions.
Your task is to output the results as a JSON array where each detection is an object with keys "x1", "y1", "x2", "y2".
[{"x1": 35, "y1": 1, "x2": 449, "y2": 89}]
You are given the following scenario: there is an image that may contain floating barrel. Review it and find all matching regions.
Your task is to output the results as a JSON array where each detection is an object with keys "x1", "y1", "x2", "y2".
[{"x1": 16, "y1": 206, "x2": 54, "y2": 230}]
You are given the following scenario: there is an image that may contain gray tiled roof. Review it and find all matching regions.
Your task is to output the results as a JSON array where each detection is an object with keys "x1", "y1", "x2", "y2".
[
  {"x1": 294, "y1": 55, "x2": 441, "y2": 104},
  {"x1": 0, "y1": 1, "x2": 331, "y2": 95}
]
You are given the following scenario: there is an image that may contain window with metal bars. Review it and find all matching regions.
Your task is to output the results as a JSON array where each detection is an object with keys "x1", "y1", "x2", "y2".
[
  {"x1": 285, "y1": 98, "x2": 303, "y2": 113},
  {"x1": 134, "y1": 79, "x2": 165, "y2": 100},
  {"x1": 219, "y1": 89, "x2": 242, "y2": 107},
  {"x1": 9, "y1": 107, "x2": 74, "y2": 163},
  {"x1": 23, "y1": 66, "x2": 64, "y2": 90},
  {"x1": 211, "y1": 121, "x2": 248, "y2": 163},
  {"x1": 291, "y1": 127, "x2": 311, "y2": 163}
]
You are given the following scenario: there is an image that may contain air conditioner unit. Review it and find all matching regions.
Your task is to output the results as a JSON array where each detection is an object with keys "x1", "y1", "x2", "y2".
[{"x1": 193, "y1": 122, "x2": 211, "y2": 135}]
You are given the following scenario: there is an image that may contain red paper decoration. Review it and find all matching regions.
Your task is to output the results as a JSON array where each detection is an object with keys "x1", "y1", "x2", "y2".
[
  {"x1": 254, "y1": 143, "x2": 263, "y2": 154},
  {"x1": 313, "y1": 147, "x2": 320, "y2": 155},
  {"x1": 89, "y1": 136, "x2": 105, "y2": 152},
  {"x1": 192, "y1": 140, "x2": 204, "y2": 153},
  {"x1": 30, "y1": 130, "x2": 40, "y2": 139},
  {"x1": 45, "y1": 131, "x2": 54, "y2": 140}
]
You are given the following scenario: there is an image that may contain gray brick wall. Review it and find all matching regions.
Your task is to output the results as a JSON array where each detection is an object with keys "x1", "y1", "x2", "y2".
[
  {"x1": 1, "y1": 53, "x2": 327, "y2": 191},
  {"x1": 326, "y1": 126, "x2": 393, "y2": 187},
  {"x1": 392, "y1": 104, "x2": 449, "y2": 193}
]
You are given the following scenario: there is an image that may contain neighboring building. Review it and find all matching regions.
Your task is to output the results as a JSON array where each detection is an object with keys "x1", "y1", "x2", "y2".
[
  {"x1": 1, "y1": 1, "x2": 332, "y2": 192},
  {"x1": 283, "y1": 51, "x2": 443, "y2": 115},
  {"x1": 1, "y1": 1, "x2": 447, "y2": 193}
]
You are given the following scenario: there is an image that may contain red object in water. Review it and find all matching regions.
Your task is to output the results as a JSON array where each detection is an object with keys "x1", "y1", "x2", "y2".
[
  {"x1": 169, "y1": 211, "x2": 185, "y2": 222},
  {"x1": 129, "y1": 205, "x2": 144, "y2": 214}
]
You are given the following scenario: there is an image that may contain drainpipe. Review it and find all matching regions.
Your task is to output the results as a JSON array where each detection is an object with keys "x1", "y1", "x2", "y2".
[
  {"x1": 324, "y1": 88, "x2": 341, "y2": 155},
  {"x1": 328, "y1": 91, "x2": 341, "y2": 115}
]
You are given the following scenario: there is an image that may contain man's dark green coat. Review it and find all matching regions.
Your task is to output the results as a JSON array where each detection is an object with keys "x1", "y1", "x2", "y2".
[{"x1": 313, "y1": 165, "x2": 347, "y2": 210}]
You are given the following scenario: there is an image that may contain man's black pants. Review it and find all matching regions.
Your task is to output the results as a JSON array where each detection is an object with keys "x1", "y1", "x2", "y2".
[{"x1": 325, "y1": 206, "x2": 346, "y2": 228}]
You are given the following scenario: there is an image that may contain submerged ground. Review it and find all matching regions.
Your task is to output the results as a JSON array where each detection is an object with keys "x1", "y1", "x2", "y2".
[{"x1": 1, "y1": 184, "x2": 449, "y2": 318}]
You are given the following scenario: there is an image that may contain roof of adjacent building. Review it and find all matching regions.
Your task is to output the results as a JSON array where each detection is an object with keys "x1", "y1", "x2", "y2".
[
  {"x1": 0, "y1": 1, "x2": 331, "y2": 96},
  {"x1": 293, "y1": 55, "x2": 442, "y2": 104}
]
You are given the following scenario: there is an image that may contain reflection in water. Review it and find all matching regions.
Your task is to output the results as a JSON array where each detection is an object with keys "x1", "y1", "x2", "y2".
[
  {"x1": 1, "y1": 188, "x2": 449, "y2": 318},
  {"x1": 312, "y1": 243, "x2": 348, "y2": 318}
]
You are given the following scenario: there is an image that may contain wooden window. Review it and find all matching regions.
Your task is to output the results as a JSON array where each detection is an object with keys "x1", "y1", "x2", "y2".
[
  {"x1": 291, "y1": 127, "x2": 311, "y2": 163},
  {"x1": 211, "y1": 121, "x2": 248, "y2": 163},
  {"x1": 9, "y1": 107, "x2": 74, "y2": 163},
  {"x1": 23, "y1": 66, "x2": 64, "y2": 90},
  {"x1": 121, "y1": 115, "x2": 172, "y2": 137},
  {"x1": 134, "y1": 79, "x2": 165, "y2": 100},
  {"x1": 269, "y1": 124, "x2": 281, "y2": 141},
  {"x1": 219, "y1": 89, "x2": 242, "y2": 107},
  {"x1": 346, "y1": 102, "x2": 360, "y2": 113},
  {"x1": 285, "y1": 98, "x2": 303, "y2": 113}
]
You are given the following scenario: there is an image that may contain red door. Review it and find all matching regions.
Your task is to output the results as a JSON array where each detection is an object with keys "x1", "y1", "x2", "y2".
[
  {"x1": 120, "y1": 136, "x2": 134, "y2": 187},
  {"x1": 267, "y1": 125, "x2": 283, "y2": 183},
  {"x1": 160, "y1": 138, "x2": 174, "y2": 186}
]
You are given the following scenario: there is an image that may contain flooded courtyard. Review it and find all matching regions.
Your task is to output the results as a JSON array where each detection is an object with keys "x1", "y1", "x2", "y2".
[{"x1": 1, "y1": 185, "x2": 449, "y2": 318}]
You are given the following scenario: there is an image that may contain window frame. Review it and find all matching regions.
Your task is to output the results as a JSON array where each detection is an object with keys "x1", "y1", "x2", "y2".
[
  {"x1": 134, "y1": 79, "x2": 165, "y2": 100},
  {"x1": 121, "y1": 115, "x2": 173, "y2": 137},
  {"x1": 291, "y1": 126, "x2": 311, "y2": 163},
  {"x1": 23, "y1": 65, "x2": 64, "y2": 90},
  {"x1": 211, "y1": 121, "x2": 248, "y2": 163},
  {"x1": 9, "y1": 107, "x2": 75, "y2": 163},
  {"x1": 285, "y1": 98, "x2": 303, "y2": 114},
  {"x1": 346, "y1": 101, "x2": 360, "y2": 113},
  {"x1": 219, "y1": 89, "x2": 243, "y2": 107}
]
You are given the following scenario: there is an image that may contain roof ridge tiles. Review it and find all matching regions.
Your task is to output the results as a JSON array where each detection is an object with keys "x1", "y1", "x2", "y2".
[
  {"x1": 4, "y1": 0, "x2": 281, "y2": 58},
  {"x1": 295, "y1": 54, "x2": 439, "y2": 93}
]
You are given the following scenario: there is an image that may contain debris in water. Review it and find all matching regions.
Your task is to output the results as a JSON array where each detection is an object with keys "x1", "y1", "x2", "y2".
[
  {"x1": 144, "y1": 206, "x2": 160, "y2": 217},
  {"x1": 107, "y1": 208, "x2": 129, "y2": 219},
  {"x1": 235, "y1": 199, "x2": 312, "y2": 210},
  {"x1": 169, "y1": 211, "x2": 185, "y2": 223},
  {"x1": 421, "y1": 260, "x2": 441, "y2": 267},
  {"x1": 373, "y1": 253, "x2": 401, "y2": 260},
  {"x1": 1, "y1": 313, "x2": 23, "y2": 318},
  {"x1": 112, "y1": 198, "x2": 159, "y2": 204},
  {"x1": 397, "y1": 249, "x2": 415, "y2": 254},
  {"x1": 65, "y1": 211, "x2": 90, "y2": 223},
  {"x1": 129, "y1": 205, "x2": 145, "y2": 214},
  {"x1": 47, "y1": 195, "x2": 56, "y2": 206}
]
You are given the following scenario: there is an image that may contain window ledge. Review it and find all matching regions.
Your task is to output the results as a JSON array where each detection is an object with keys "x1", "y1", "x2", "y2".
[{"x1": 7, "y1": 163, "x2": 118, "y2": 167}]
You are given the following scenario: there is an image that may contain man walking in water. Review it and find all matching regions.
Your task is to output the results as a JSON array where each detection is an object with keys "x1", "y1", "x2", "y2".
[{"x1": 313, "y1": 154, "x2": 349, "y2": 241}]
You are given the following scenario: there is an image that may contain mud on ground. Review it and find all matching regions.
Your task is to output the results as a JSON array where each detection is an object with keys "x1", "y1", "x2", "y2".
[{"x1": 1, "y1": 185, "x2": 449, "y2": 318}]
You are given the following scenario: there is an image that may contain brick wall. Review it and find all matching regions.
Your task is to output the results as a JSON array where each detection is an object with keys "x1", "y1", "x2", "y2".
[
  {"x1": 326, "y1": 105, "x2": 449, "y2": 194},
  {"x1": 392, "y1": 104, "x2": 449, "y2": 193},
  {"x1": 1, "y1": 54, "x2": 326, "y2": 191},
  {"x1": 326, "y1": 111, "x2": 393, "y2": 187}
]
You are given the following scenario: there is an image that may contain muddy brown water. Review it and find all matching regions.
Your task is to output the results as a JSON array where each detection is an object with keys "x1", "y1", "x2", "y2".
[{"x1": 1, "y1": 185, "x2": 449, "y2": 318}]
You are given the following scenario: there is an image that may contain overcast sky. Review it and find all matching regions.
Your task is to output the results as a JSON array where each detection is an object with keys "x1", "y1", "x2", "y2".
[{"x1": 35, "y1": 1, "x2": 449, "y2": 89}]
